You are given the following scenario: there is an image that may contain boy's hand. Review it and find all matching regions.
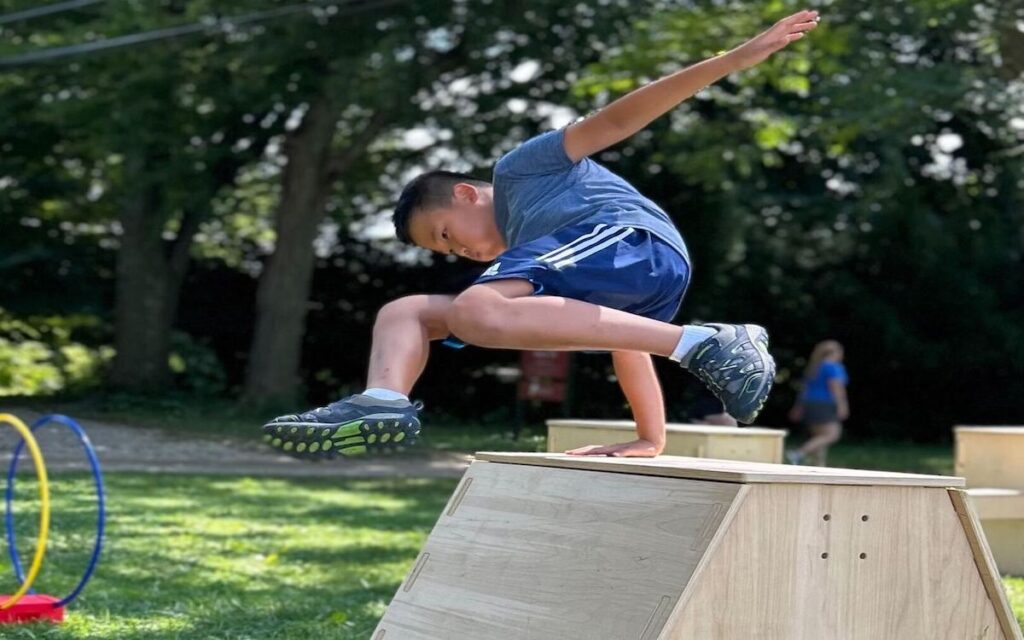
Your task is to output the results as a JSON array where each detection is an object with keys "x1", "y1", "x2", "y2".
[
  {"x1": 565, "y1": 439, "x2": 664, "y2": 458},
  {"x1": 729, "y1": 10, "x2": 820, "y2": 70}
]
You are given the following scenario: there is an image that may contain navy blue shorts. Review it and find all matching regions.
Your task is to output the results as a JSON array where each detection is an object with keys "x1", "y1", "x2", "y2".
[
  {"x1": 444, "y1": 221, "x2": 690, "y2": 349},
  {"x1": 477, "y1": 221, "x2": 690, "y2": 321}
]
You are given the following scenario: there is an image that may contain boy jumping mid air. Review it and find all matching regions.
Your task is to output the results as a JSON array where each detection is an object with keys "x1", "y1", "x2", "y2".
[{"x1": 262, "y1": 10, "x2": 820, "y2": 458}]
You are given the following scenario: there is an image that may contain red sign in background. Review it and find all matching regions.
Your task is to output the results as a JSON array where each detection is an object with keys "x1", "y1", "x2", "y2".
[{"x1": 517, "y1": 351, "x2": 570, "y2": 402}]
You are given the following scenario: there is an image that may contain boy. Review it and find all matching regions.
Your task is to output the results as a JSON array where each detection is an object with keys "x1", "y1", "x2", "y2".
[{"x1": 262, "y1": 10, "x2": 819, "y2": 458}]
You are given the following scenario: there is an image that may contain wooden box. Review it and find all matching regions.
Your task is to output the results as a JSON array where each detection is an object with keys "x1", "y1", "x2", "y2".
[
  {"x1": 956, "y1": 427, "x2": 1024, "y2": 576},
  {"x1": 955, "y1": 426, "x2": 1024, "y2": 489},
  {"x1": 546, "y1": 419, "x2": 787, "y2": 463},
  {"x1": 373, "y1": 453, "x2": 1021, "y2": 640}
]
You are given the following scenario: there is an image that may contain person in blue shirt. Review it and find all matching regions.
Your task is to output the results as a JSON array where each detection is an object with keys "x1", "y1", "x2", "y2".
[
  {"x1": 262, "y1": 10, "x2": 821, "y2": 459},
  {"x1": 785, "y1": 340, "x2": 849, "y2": 466}
]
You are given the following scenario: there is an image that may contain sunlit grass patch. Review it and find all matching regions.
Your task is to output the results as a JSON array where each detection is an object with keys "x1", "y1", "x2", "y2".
[
  {"x1": 0, "y1": 473, "x2": 455, "y2": 639},
  {"x1": 1005, "y1": 575, "x2": 1024, "y2": 631}
]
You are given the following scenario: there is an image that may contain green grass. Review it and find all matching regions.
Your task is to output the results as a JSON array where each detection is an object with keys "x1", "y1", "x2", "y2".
[
  {"x1": 1, "y1": 473, "x2": 456, "y2": 639},
  {"x1": 0, "y1": 468, "x2": 1020, "y2": 638},
  {"x1": 1007, "y1": 577, "x2": 1024, "y2": 630},
  {"x1": 0, "y1": 397, "x2": 1019, "y2": 634},
  {"x1": 822, "y1": 441, "x2": 955, "y2": 475}
]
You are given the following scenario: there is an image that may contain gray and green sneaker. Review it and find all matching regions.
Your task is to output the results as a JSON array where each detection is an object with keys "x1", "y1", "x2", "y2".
[
  {"x1": 261, "y1": 394, "x2": 421, "y2": 459},
  {"x1": 681, "y1": 323, "x2": 776, "y2": 424}
]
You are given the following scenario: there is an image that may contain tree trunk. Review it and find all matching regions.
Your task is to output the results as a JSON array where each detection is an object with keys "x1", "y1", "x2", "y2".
[
  {"x1": 110, "y1": 149, "x2": 175, "y2": 389},
  {"x1": 242, "y1": 98, "x2": 340, "y2": 405},
  {"x1": 109, "y1": 148, "x2": 207, "y2": 390}
]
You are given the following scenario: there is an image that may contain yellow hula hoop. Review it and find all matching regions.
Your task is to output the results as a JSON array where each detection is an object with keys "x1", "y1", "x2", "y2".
[{"x1": 0, "y1": 414, "x2": 50, "y2": 609}]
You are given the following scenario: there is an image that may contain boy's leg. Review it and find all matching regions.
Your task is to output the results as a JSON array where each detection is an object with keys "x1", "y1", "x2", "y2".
[
  {"x1": 447, "y1": 279, "x2": 773, "y2": 424},
  {"x1": 447, "y1": 279, "x2": 683, "y2": 355},
  {"x1": 262, "y1": 294, "x2": 455, "y2": 458},
  {"x1": 367, "y1": 294, "x2": 456, "y2": 394}
]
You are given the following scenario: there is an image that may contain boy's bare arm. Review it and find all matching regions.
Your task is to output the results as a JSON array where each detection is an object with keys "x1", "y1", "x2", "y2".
[
  {"x1": 566, "y1": 351, "x2": 666, "y2": 457},
  {"x1": 563, "y1": 9, "x2": 819, "y2": 162}
]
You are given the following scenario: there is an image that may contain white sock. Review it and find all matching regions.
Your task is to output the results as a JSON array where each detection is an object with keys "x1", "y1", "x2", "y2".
[
  {"x1": 670, "y1": 325, "x2": 717, "y2": 364},
  {"x1": 362, "y1": 387, "x2": 409, "y2": 402}
]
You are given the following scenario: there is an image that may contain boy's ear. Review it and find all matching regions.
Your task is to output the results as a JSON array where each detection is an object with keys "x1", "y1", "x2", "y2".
[{"x1": 452, "y1": 182, "x2": 478, "y2": 203}]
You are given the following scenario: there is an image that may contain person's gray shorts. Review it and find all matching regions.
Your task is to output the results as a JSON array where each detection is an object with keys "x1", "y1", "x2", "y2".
[{"x1": 802, "y1": 400, "x2": 840, "y2": 426}]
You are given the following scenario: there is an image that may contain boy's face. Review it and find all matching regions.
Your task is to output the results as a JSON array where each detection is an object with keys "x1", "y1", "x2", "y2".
[{"x1": 406, "y1": 183, "x2": 505, "y2": 262}]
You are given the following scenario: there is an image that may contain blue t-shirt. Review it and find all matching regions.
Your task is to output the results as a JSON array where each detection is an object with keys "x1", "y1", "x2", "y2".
[
  {"x1": 492, "y1": 129, "x2": 689, "y2": 262},
  {"x1": 803, "y1": 361, "x2": 848, "y2": 403}
]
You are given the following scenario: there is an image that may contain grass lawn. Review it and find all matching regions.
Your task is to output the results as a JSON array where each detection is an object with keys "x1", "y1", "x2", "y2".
[
  {"x1": 0, "y1": 471, "x2": 1020, "y2": 639},
  {"x1": 2, "y1": 473, "x2": 456, "y2": 639},
  {"x1": 1, "y1": 397, "x2": 1020, "y2": 635},
  {"x1": 1007, "y1": 577, "x2": 1024, "y2": 632}
]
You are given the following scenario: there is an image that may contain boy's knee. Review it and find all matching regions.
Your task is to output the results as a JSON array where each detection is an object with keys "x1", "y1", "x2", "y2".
[
  {"x1": 376, "y1": 295, "x2": 452, "y2": 340},
  {"x1": 448, "y1": 287, "x2": 508, "y2": 346},
  {"x1": 376, "y1": 296, "x2": 425, "y2": 325}
]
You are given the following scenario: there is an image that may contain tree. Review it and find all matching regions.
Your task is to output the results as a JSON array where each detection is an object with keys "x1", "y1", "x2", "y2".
[
  {"x1": 241, "y1": 0, "x2": 646, "y2": 404},
  {"x1": 2, "y1": 2, "x2": 305, "y2": 389},
  {"x1": 574, "y1": 0, "x2": 1024, "y2": 436}
]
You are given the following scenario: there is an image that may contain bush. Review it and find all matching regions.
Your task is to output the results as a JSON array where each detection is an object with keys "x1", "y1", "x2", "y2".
[
  {"x1": 0, "y1": 308, "x2": 112, "y2": 396},
  {"x1": 168, "y1": 331, "x2": 228, "y2": 396}
]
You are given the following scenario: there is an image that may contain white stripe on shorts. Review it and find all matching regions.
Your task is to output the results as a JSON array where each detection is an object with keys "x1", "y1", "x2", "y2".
[
  {"x1": 551, "y1": 226, "x2": 635, "y2": 269},
  {"x1": 538, "y1": 224, "x2": 625, "y2": 265},
  {"x1": 535, "y1": 223, "x2": 609, "y2": 262}
]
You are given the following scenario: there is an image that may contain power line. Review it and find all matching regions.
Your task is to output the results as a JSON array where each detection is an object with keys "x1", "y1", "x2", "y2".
[
  {"x1": 0, "y1": 0, "x2": 404, "y2": 68},
  {"x1": 0, "y1": 0, "x2": 104, "y2": 26}
]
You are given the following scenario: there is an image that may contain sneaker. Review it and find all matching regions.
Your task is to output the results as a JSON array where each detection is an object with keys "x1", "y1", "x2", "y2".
[
  {"x1": 262, "y1": 394, "x2": 422, "y2": 459},
  {"x1": 681, "y1": 323, "x2": 776, "y2": 424},
  {"x1": 785, "y1": 449, "x2": 804, "y2": 465}
]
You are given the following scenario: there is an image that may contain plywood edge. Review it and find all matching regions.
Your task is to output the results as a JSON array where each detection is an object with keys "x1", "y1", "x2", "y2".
[
  {"x1": 474, "y1": 452, "x2": 965, "y2": 487},
  {"x1": 967, "y1": 489, "x2": 1024, "y2": 520},
  {"x1": 954, "y1": 426, "x2": 1024, "y2": 434},
  {"x1": 657, "y1": 484, "x2": 752, "y2": 640},
  {"x1": 948, "y1": 489, "x2": 1024, "y2": 640}
]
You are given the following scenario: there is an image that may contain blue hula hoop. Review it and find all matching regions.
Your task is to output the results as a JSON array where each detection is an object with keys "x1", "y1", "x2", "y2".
[{"x1": 5, "y1": 414, "x2": 106, "y2": 607}]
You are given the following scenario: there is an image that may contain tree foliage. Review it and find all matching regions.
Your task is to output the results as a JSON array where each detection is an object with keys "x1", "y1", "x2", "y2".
[{"x1": 0, "y1": 0, "x2": 1020, "y2": 439}]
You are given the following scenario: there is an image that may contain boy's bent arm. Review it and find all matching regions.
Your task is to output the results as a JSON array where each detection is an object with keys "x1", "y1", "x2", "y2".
[
  {"x1": 563, "y1": 9, "x2": 819, "y2": 162},
  {"x1": 566, "y1": 351, "x2": 666, "y2": 457}
]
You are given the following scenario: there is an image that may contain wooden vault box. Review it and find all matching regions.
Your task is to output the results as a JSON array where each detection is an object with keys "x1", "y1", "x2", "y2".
[
  {"x1": 547, "y1": 419, "x2": 787, "y2": 463},
  {"x1": 373, "y1": 453, "x2": 1022, "y2": 640},
  {"x1": 956, "y1": 426, "x2": 1024, "y2": 575}
]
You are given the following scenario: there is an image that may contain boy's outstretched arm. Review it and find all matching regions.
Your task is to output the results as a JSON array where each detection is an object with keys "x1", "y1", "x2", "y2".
[
  {"x1": 563, "y1": 9, "x2": 819, "y2": 162},
  {"x1": 567, "y1": 351, "x2": 666, "y2": 457}
]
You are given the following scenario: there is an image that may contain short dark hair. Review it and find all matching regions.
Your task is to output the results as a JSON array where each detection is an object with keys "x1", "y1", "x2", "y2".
[{"x1": 393, "y1": 170, "x2": 490, "y2": 244}]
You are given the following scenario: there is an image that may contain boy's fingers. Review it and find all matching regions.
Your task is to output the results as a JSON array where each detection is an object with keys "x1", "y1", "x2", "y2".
[
  {"x1": 781, "y1": 10, "x2": 819, "y2": 26},
  {"x1": 566, "y1": 445, "x2": 611, "y2": 455}
]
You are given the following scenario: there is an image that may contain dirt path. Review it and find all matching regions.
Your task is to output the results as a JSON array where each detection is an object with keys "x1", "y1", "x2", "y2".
[{"x1": 0, "y1": 409, "x2": 470, "y2": 479}]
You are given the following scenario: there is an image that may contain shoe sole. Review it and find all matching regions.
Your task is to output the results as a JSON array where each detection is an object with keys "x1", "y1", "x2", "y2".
[{"x1": 261, "y1": 412, "x2": 421, "y2": 460}]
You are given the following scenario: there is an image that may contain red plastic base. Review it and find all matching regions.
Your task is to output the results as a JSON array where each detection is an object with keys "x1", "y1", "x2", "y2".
[{"x1": 0, "y1": 594, "x2": 64, "y2": 623}]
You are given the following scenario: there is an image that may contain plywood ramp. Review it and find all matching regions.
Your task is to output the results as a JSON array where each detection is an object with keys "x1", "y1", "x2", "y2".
[{"x1": 373, "y1": 453, "x2": 1021, "y2": 640}]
